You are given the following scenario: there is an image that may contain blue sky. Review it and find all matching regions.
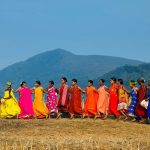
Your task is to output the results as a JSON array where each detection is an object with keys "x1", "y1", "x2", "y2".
[{"x1": 0, "y1": 0, "x2": 150, "y2": 69}]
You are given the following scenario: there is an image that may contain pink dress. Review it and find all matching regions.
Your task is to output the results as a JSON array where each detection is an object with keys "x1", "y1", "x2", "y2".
[
  {"x1": 18, "y1": 87, "x2": 34, "y2": 119},
  {"x1": 46, "y1": 87, "x2": 58, "y2": 113},
  {"x1": 97, "y1": 86, "x2": 109, "y2": 115}
]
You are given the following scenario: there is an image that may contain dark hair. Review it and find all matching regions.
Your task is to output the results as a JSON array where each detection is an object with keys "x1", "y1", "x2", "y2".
[
  {"x1": 100, "y1": 79, "x2": 105, "y2": 83},
  {"x1": 118, "y1": 79, "x2": 123, "y2": 85},
  {"x1": 35, "y1": 80, "x2": 41, "y2": 85},
  {"x1": 20, "y1": 81, "x2": 26, "y2": 87},
  {"x1": 137, "y1": 77, "x2": 145, "y2": 83},
  {"x1": 88, "y1": 80, "x2": 93, "y2": 85},
  {"x1": 49, "y1": 80, "x2": 54, "y2": 85},
  {"x1": 61, "y1": 77, "x2": 67, "y2": 82},
  {"x1": 111, "y1": 77, "x2": 117, "y2": 82},
  {"x1": 72, "y1": 79, "x2": 77, "y2": 83}
]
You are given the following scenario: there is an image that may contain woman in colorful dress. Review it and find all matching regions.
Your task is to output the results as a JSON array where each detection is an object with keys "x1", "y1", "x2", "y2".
[
  {"x1": 14, "y1": 81, "x2": 34, "y2": 119},
  {"x1": 128, "y1": 80, "x2": 138, "y2": 121},
  {"x1": 69, "y1": 79, "x2": 83, "y2": 119},
  {"x1": 95, "y1": 79, "x2": 109, "y2": 120},
  {"x1": 117, "y1": 79, "x2": 129, "y2": 120},
  {"x1": 0, "y1": 82, "x2": 21, "y2": 118},
  {"x1": 33, "y1": 81, "x2": 49, "y2": 119},
  {"x1": 83, "y1": 80, "x2": 99, "y2": 118},
  {"x1": 109, "y1": 77, "x2": 120, "y2": 118},
  {"x1": 57, "y1": 77, "x2": 70, "y2": 118},
  {"x1": 46, "y1": 81, "x2": 58, "y2": 116},
  {"x1": 136, "y1": 77, "x2": 148, "y2": 123}
]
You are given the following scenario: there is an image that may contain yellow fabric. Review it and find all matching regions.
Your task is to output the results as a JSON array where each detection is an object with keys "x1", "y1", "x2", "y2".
[
  {"x1": 33, "y1": 87, "x2": 48, "y2": 118},
  {"x1": 0, "y1": 90, "x2": 21, "y2": 118}
]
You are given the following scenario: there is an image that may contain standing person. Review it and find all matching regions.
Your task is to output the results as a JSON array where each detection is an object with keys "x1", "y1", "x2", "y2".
[
  {"x1": 128, "y1": 80, "x2": 138, "y2": 121},
  {"x1": 69, "y1": 79, "x2": 83, "y2": 119},
  {"x1": 33, "y1": 81, "x2": 49, "y2": 119},
  {"x1": 117, "y1": 79, "x2": 128, "y2": 120},
  {"x1": 57, "y1": 77, "x2": 69, "y2": 118},
  {"x1": 46, "y1": 81, "x2": 58, "y2": 116},
  {"x1": 109, "y1": 77, "x2": 120, "y2": 118},
  {"x1": 136, "y1": 77, "x2": 148, "y2": 123},
  {"x1": 14, "y1": 81, "x2": 34, "y2": 119},
  {"x1": 147, "y1": 80, "x2": 150, "y2": 123},
  {"x1": 95, "y1": 79, "x2": 109, "y2": 120},
  {"x1": 0, "y1": 82, "x2": 21, "y2": 118},
  {"x1": 83, "y1": 80, "x2": 99, "y2": 118}
]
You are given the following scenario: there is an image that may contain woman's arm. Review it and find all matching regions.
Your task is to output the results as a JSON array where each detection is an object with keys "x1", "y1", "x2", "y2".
[{"x1": 13, "y1": 87, "x2": 21, "y2": 93}]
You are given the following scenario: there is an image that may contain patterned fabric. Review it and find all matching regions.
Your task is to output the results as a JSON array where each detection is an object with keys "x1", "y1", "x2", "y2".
[
  {"x1": 46, "y1": 87, "x2": 58, "y2": 113},
  {"x1": 128, "y1": 89, "x2": 138, "y2": 117},
  {"x1": 117, "y1": 85, "x2": 128, "y2": 111},
  {"x1": 147, "y1": 88, "x2": 150, "y2": 119}
]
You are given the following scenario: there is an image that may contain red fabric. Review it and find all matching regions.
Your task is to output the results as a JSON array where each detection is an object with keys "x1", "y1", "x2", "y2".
[
  {"x1": 135, "y1": 84, "x2": 147, "y2": 117},
  {"x1": 84, "y1": 86, "x2": 99, "y2": 116},
  {"x1": 109, "y1": 84, "x2": 120, "y2": 116},
  {"x1": 57, "y1": 84, "x2": 69, "y2": 112},
  {"x1": 69, "y1": 86, "x2": 83, "y2": 115}
]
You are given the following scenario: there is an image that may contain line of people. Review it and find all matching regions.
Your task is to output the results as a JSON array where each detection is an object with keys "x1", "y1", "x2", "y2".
[{"x1": 0, "y1": 77, "x2": 150, "y2": 124}]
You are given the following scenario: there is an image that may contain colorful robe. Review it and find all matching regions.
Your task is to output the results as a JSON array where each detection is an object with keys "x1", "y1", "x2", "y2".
[
  {"x1": 97, "y1": 86, "x2": 109, "y2": 115},
  {"x1": 135, "y1": 84, "x2": 147, "y2": 117},
  {"x1": 128, "y1": 88, "x2": 138, "y2": 117},
  {"x1": 117, "y1": 85, "x2": 128, "y2": 111},
  {"x1": 109, "y1": 84, "x2": 120, "y2": 116},
  {"x1": 33, "y1": 87, "x2": 49, "y2": 119},
  {"x1": 46, "y1": 87, "x2": 58, "y2": 113},
  {"x1": 0, "y1": 89, "x2": 21, "y2": 118},
  {"x1": 57, "y1": 84, "x2": 69, "y2": 112},
  {"x1": 69, "y1": 86, "x2": 83, "y2": 115},
  {"x1": 84, "y1": 86, "x2": 99, "y2": 116},
  {"x1": 18, "y1": 87, "x2": 34, "y2": 119},
  {"x1": 147, "y1": 87, "x2": 150, "y2": 119}
]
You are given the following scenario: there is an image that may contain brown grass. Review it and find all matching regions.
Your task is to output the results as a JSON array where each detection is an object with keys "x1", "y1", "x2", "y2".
[{"x1": 0, "y1": 119, "x2": 149, "y2": 150}]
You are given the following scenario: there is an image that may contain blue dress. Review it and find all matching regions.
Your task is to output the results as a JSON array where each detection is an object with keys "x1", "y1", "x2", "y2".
[
  {"x1": 147, "y1": 88, "x2": 150, "y2": 119},
  {"x1": 128, "y1": 89, "x2": 138, "y2": 116}
]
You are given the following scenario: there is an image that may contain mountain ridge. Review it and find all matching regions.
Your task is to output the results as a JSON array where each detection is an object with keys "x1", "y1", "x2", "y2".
[{"x1": 0, "y1": 49, "x2": 144, "y2": 90}]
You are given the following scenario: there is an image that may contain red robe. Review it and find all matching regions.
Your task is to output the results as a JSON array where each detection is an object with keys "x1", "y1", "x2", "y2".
[
  {"x1": 57, "y1": 84, "x2": 69, "y2": 112},
  {"x1": 69, "y1": 86, "x2": 83, "y2": 115},
  {"x1": 84, "y1": 86, "x2": 99, "y2": 116},
  {"x1": 109, "y1": 84, "x2": 120, "y2": 116},
  {"x1": 135, "y1": 84, "x2": 147, "y2": 117}
]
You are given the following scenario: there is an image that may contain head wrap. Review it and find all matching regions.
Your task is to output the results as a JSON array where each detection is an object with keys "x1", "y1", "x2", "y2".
[
  {"x1": 129, "y1": 81, "x2": 136, "y2": 85},
  {"x1": 7, "y1": 82, "x2": 12, "y2": 86},
  {"x1": 137, "y1": 77, "x2": 145, "y2": 83}
]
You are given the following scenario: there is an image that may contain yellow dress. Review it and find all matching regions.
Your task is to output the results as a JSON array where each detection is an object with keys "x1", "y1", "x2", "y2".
[
  {"x1": 33, "y1": 87, "x2": 48, "y2": 118},
  {"x1": 0, "y1": 90, "x2": 21, "y2": 118}
]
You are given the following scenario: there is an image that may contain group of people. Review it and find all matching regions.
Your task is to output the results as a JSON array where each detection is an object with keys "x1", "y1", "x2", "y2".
[{"x1": 0, "y1": 77, "x2": 150, "y2": 124}]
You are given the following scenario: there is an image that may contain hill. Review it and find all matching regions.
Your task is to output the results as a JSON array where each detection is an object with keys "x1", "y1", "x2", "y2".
[
  {"x1": 95, "y1": 63, "x2": 150, "y2": 88},
  {"x1": 0, "y1": 49, "x2": 143, "y2": 90}
]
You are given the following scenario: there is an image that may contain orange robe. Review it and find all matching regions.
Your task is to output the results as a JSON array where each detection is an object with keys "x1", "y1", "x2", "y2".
[
  {"x1": 84, "y1": 86, "x2": 99, "y2": 116},
  {"x1": 69, "y1": 86, "x2": 83, "y2": 115},
  {"x1": 33, "y1": 87, "x2": 49, "y2": 118},
  {"x1": 97, "y1": 86, "x2": 109, "y2": 115}
]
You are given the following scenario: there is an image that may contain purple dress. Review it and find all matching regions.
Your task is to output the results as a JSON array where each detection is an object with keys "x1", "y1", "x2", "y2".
[{"x1": 18, "y1": 87, "x2": 34, "y2": 119}]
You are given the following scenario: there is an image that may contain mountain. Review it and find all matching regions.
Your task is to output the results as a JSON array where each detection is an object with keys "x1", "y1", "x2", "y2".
[
  {"x1": 95, "y1": 63, "x2": 150, "y2": 88},
  {"x1": 0, "y1": 49, "x2": 143, "y2": 91}
]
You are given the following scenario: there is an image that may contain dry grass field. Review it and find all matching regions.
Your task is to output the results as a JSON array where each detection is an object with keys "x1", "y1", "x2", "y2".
[{"x1": 0, "y1": 118, "x2": 150, "y2": 150}]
